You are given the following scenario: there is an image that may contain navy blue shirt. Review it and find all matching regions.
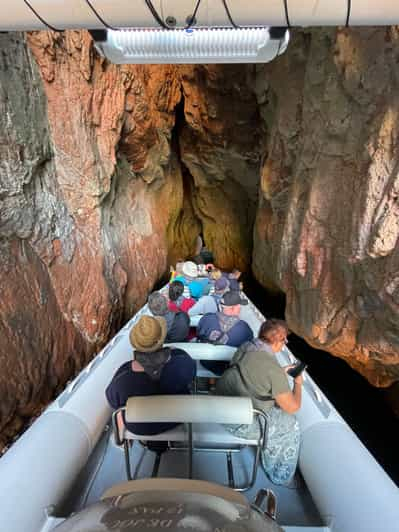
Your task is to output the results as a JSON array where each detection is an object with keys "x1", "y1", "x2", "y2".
[
  {"x1": 105, "y1": 349, "x2": 196, "y2": 435},
  {"x1": 197, "y1": 313, "x2": 254, "y2": 348}
]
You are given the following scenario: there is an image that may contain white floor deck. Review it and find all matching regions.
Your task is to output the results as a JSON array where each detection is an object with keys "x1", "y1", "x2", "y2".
[{"x1": 61, "y1": 425, "x2": 324, "y2": 530}]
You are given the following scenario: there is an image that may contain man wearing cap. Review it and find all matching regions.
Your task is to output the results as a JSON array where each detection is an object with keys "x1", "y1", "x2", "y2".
[
  {"x1": 196, "y1": 290, "x2": 254, "y2": 375},
  {"x1": 105, "y1": 315, "x2": 195, "y2": 436},
  {"x1": 188, "y1": 277, "x2": 229, "y2": 317},
  {"x1": 148, "y1": 291, "x2": 190, "y2": 342}
]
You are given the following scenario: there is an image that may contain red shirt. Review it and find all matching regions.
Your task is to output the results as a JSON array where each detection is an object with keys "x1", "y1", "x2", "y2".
[{"x1": 168, "y1": 297, "x2": 195, "y2": 313}]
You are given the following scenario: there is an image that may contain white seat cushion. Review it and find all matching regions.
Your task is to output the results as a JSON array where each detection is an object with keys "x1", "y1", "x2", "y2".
[
  {"x1": 123, "y1": 423, "x2": 257, "y2": 446},
  {"x1": 124, "y1": 425, "x2": 187, "y2": 442}
]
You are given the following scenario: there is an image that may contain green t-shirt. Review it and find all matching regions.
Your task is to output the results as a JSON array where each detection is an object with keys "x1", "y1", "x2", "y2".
[{"x1": 215, "y1": 341, "x2": 291, "y2": 411}]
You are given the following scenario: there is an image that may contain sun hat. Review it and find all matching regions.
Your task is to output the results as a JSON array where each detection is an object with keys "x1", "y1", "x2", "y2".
[
  {"x1": 215, "y1": 277, "x2": 229, "y2": 292},
  {"x1": 129, "y1": 315, "x2": 167, "y2": 352},
  {"x1": 220, "y1": 290, "x2": 248, "y2": 307},
  {"x1": 182, "y1": 261, "x2": 198, "y2": 279},
  {"x1": 148, "y1": 292, "x2": 168, "y2": 316}
]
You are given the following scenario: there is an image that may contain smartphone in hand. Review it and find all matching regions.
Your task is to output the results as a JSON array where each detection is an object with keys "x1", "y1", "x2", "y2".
[{"x1": 287, "y1": 361, "x2": 307, "y2": 378}]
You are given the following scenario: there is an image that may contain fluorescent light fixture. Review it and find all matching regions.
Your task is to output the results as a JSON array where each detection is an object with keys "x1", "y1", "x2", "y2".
[{"x1": 93, "y1": 27, "x2": 289, "y2": 64}]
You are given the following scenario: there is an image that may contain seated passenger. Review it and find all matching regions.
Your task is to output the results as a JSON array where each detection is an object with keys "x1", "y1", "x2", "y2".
[
  {"x1": 188, "y1": 277, "x2": 229, "y2": 317},
  {"x1": 148, "y1": 292, "x2": 190, "y2": 342},
  {"x1": 216, "y1": 319, "x2": 302, "y2": 486},
  {"x1": 188, "y1": 277, "x2": 211, "y2": 300},
  {"x1": 225, "y1": 268, "x2": 242, "y2": 292},
  {"x1": 175, "y1": 261, "x2": 210, "y2": 299},
  {"x1": 192, "y1": 235, "x2": 205, "y2": 265},
  {"x1": 105, "y1": 315, "x2": 196, "y2": 436},
  {"x1": 197, "y1": 290, "x2": 254, "y2": 375},
  {"x1": 168, "y1": 280, "x2": 195, "y2": 313},
  {"x1": 209, "y1": 268, "x2": 222, "y2": 282},
  {"x1": 173, "y1": 260, "x2": 197, "y2": 285},
  {"x1": 169, "y1": 259, "x2": 184, "y2": 282}
]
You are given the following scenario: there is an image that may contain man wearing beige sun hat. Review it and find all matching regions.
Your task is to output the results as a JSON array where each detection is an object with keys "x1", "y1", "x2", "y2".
[{"x1": 106, "y1": 315, "x2": 195, "y2": 436}]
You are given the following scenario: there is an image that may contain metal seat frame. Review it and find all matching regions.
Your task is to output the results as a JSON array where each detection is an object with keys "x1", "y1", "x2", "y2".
[{"x1": 112, "y1": 405, "x2": 267, "y2": 492}]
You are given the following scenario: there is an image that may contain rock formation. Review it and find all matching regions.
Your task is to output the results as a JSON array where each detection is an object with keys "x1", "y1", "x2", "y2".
[
  {"x1": 0, "y1": 32, "x2": 186, "y2": 446},
  {"x1": 0, "y1": 27, "x2": 398, "y2": 446},
  {"x1": 0, "y1": 31, "x2": 260, "y2": 446},
  {"x1": 253, "y1": 28, "x2": 399, "y2": 387}
]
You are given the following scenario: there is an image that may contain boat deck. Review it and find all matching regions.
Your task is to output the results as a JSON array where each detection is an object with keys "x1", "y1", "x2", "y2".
[
  {"x1": 2, "y1": 284, "x2": 398, "y2": 532},
  {"x1": 60, "y1": 422, "x2": 325, "y2": 531},
  {"x1": 58, "y1": 292, "x2": 327, "y2": 531}
]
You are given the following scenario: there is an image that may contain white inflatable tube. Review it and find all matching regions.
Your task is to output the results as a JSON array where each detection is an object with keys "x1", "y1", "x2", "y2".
[
  {"x1": 0, "y1": 412, "x2": 91, "y2": 532},
  {"x1": 2, "y1": 0, "x2": 399, "y2": 31},
  {"x1": 0, "y1": 323, "x2": 136, "y2": 532},
  {"x1": 278, "y1": 346, "x2": 399, "y2": 531},
  {"x1": 300, "y1": 422, "x2": 399, "y2": 532}
]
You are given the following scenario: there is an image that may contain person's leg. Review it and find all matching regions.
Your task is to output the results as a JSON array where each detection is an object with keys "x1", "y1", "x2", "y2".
[
  {"x1": 200, "y1": 360, "x2": 229, "y2": 375},
  {"x1": 261, "y1": 407, "x2": 300, "y2": 486}
]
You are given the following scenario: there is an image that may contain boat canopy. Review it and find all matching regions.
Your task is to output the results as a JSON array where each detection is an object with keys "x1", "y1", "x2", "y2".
[
  {"x1": 2, "y1": 1, "x2": 399, "y2": 63},
  {"x1": 2, "y1": 0, "x2": 399, "y2": 32}
]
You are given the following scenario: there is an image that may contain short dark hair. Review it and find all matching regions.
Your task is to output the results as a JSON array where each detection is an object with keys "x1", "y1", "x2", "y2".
[
  {"x1": 169, "y1": 280, "x2": 184, "y2": 301},
  {"x1": 258, "y1": 319, "x2": 289, "y2": 344}
]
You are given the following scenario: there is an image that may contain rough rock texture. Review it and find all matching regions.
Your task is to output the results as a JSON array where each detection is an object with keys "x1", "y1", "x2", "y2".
[
  {"x1": 253, "y1": 28, "x2": 399, "y2": 387},
  {"x1": 1, "y1": 26, "x2": 399, "y2": 447},
  {"x1": 0, "y1": 32, "x2": 259, "y2": 446},
  {"x1": 179, "y1": 65, "x2": 262, "y2": 271},
  {"x1": 0, "y1": 32, "x2": 183, "y2": 446}
]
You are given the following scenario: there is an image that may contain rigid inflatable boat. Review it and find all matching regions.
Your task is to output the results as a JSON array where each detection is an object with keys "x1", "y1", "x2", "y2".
[
  {"x1": 0, "y1": 289, "x2": 398, "y2": 532},
  {"x1": 1, "y1": 3, "x2": 399, "y2": 531}
]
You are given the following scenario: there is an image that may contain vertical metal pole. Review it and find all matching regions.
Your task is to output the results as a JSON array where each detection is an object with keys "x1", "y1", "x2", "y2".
[
  {"x1": 226, "y1": 452, "x2": 235, "y2": 488},
  {"x1": 124, "y1": 440, "x2": 132, "y2": 480},
  {"x1": 152, "y1": 452, "x2": 162, "y2": 477},
  {"x1": 188, "y1": 423, "x2": 193, "y2": 479}
]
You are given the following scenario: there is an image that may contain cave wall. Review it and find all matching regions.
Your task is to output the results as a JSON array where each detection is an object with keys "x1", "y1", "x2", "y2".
[
  {"x1": 179, "y1": 65, "x2": 262, "y2": 271},
  {"x1": 0, "y1": 32, "x2": 186, "y2": 446},
  {"x1": 253, "y1": 28, "x2": 399, "y2": 387},
  {"x1": 0, "y1": 31, "x2": 258, "y2": 447},
  {"x1": 1, "y1": 27, "x2": 399, "y2": 447}
]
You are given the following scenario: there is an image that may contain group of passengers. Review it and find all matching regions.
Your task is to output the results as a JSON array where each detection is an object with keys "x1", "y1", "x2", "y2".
[{"x1": 106, "y1": 259, "x2": 303, "y2": 487}]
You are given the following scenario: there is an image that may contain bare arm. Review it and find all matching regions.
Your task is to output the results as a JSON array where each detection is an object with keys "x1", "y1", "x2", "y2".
[{"x1": 274, "y1": 374, "x2": 303, "y2": 414}]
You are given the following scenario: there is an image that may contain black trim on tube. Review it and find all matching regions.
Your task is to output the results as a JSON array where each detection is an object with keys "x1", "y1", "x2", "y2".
[
  {"x1": 23, "y1": 0, "x2": 62, "y2": 31},
  {"x1": 84, "y1": 0, "x2": 119, "y2": 31},
  {"x1": 283, "y1": 0, "x2": 291, "y2": 28},
  {"x1": 345, "y1": 0, "x2": 351, "y2": 27}
]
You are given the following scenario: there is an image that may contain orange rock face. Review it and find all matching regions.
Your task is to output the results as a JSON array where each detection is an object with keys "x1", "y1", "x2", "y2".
[
  {"x1": 0, "y1": 31, "x2": 260, "y2": 446},
  {"x1": 253, "y1": 28, "x2": 399, "y2": 387},
  {"x1": 179, "y1": 65, "x2": 262, "y2": 271},
  {"x1": 1, "y1": 27, "x2": 399, "y2": 447},
  {"x1": 0, "y1": 32, "x2": 183, "y2": 447}
]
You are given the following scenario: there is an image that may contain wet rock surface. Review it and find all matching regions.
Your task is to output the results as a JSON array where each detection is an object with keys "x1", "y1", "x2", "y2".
[{"x1": 0, "y1": 28, "x2": 398, "y2": 445}]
